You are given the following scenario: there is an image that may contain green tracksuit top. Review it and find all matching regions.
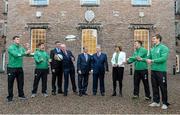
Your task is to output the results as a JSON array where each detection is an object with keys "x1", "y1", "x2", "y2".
[
  {"x1": 128, "y1": 47, "x2": 148, "y2": 70},
  {"x1": 146, "y1": 43, "x2": 169, "y2": 72},
  {"x1": 7, "y1": 43, "x2": 26, "y2": 68},
  {"x1": 34, "y1": 49, "x2": 50, "y2": 69}
]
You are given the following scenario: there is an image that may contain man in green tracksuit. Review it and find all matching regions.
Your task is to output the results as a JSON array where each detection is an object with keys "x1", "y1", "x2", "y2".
[
  {"x1": 31, "y1": 42, "x2": 50, "y2": 98},
  {"x1": 127, "y1": 40, "x2": 151, "y2": 100},
  {"x1": 7, "y1": 36, "x2": 31, "y2": 102},
  {"x1": 143, "y1": 34, "x2": 170, "y2": 110}
]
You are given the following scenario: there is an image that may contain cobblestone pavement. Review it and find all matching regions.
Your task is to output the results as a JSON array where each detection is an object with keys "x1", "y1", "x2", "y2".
[{"x1": 0, "y1": 64, "x2": 180, "y2": 114}]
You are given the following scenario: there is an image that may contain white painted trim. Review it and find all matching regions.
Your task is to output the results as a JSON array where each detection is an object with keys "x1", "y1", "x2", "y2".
[
  {"x1": 147, "y1": 30, "x2": 150, "y2": 55},
  {"x1": 131, "y1": 0, "x2": 151, "y2": 5},
  {"x1": 30, "y1": 0, "x2": 49, "y2": 5},
  {"x1": 176, "y1": 55, "x2": 180, "y2": 72},
  {"x1": 30, "y1": 29, "x2": 33, "y2": 52},
  {"x1": 2, "y1": 52, "x2": 5, "y2": 71},
  {"x1": 80, "y1": 0, "x2": 100, "y2": 6}
]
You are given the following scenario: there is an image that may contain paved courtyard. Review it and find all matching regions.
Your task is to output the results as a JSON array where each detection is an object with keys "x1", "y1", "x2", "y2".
[{"x1": 0, "y1": 62, "x2": 180, "y2": 114}]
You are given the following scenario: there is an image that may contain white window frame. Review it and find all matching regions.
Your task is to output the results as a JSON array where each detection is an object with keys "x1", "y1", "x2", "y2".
[
  {"x1": 3, "y1": 23, "x2": 7, "y2": 36},
  {"x1": 176, "y1": 0, "x2": 180, "y2": 14},
  {"x1": 176, "y1": 55, "x2": 180, "y2": 72},
  {"x1": 131, "y1": 0, "x2": 151, "y2": 6},
  {"x1": 30, "y1": 0, "x2": 49, "y2": 6},
  {"x1": 80, "y1": 0, "x2": 100, "y2": 6},
  {"x1": 3, "y1": 0, "x2": 8, "y2": 14},
  {"x1": 0, "y1": 24, "x2": 3, "y2": 36}
]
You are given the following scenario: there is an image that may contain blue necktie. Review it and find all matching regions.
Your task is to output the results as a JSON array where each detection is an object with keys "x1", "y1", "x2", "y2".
[
  {"x1": 56, "y1": 48, "x2": 60, "y2": 53},
  {"x1": 84, "y1": 54, "x2": 88, "y2": 61}
]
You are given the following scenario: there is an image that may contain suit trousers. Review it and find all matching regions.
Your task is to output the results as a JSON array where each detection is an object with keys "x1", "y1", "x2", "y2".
[
  {"x1": 52, "y1": 68, "x2": 63, "y2": 93},
  {"x1": 93, "y1": 72, "x2": 105, "y2": 93},
  {"x1": 78, "y1": 72, "x2": 89, "y2": 94},
  {"x1": 64, "y1": 68, "x2": 77, "y2": 94}
]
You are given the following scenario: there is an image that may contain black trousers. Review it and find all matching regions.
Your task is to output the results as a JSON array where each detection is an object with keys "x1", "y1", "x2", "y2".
[
  {"x1": 78, "y1": 72, "x2": 89, "y2": 94},
  {"x1": 112, "y1": 67, "x2": 124, "y2": 93},
  {"x1": 32, "y1": 69, "x2": 48, "y2": 94},
  {"x1": 52, "y1": 68, "x2": 63, "y2": 93},
  {"x1": 151, "y1": 71, "x2": 168, "y2": 105},
  {"x1": 133, "y1": 70, "x2": 150, "y2": 97},
  {"x1": 7, "y1": 67, "x2": 25, "y2": 99},
  {"x1": 93, "y1": 72, "x2": 105, "y2": 93},
  {"x1": 64, "y1": 68, "x2": 77, "y2": 94}
]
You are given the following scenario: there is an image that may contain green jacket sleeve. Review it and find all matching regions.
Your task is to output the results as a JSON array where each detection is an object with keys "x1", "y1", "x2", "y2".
[
  {"x1": 153, "y1": 47, "x2": 169, "y2": 63},
  {"x1": 47, "y1": 53, "x2": 50, "y2": 62},
  {"x1": 128, "y1": 53, "x2": 136, "y2": 63},
  {"x1": 34, "y1": 52, "x2": 42, "y2": 63}
]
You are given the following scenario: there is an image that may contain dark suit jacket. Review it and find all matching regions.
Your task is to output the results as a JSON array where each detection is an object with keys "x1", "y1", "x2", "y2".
[
  {"x1": 62, "y1": 50, "x2": 75, "y2": 70},
  {"x1": 91, "y1": 53, "x2": 109, "y2": 74},
  {"x1": 50, "y1": 48, "x2": 63, "y2": 70},
  {"x1": 77, "y1": 53, "x2": 91, "y2": 74}
]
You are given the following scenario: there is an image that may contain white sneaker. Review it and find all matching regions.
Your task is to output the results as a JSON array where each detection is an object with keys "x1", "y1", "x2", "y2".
[
  {"x1": 149, "y1": 102, "x2": 160, "y2": 107},
  {"x1": 31, "y1": 94, "x2": 36, "y2": 98},
  {"x1": 161, "y1": 104, "x2": 168, "y2": 110},
  {"x1": 43, "y1": 93, "x2": 48, "y2": 97}
]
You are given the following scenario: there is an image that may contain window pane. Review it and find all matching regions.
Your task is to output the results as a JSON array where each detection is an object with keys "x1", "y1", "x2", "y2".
[
  {"x1": 134, "y1": 29, "x2": 149, "y2": 50},
  {"x1": 82, "y1": 29, "x2": 97, "y2": 55},
  {"x1": 31, "y1": 0, "x2": 48, "y2": 5},
  {"x1": 83, "y1": 0, "x2": 97, "y2": 4},
  {"x1": 133, "y1": 0, "x2": 150, "y2": 5},
  {"x1": 31, "y1": 29, "x2": 46, "y2": 52},
  {"x1": 80, "y1": 0, "x2": 100, "y2": 6}
]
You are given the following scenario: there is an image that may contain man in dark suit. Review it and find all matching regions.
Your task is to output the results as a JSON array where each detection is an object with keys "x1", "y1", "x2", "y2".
[
  {"x1": 77, "y1": 47, "x2": 91, "y2": 96},
  {"x1": 91, "y1": 45, "x2": 109, "y2": 96},
  {"x1": 61, "y1": 44, "x2": 77, "y2": 96},
  {"x1": 50, "y1": 41, "x2": 63, "y2": 95}
]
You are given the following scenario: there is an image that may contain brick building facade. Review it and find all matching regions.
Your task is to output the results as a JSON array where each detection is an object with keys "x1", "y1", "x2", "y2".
[{"x1": 6, "y1": 0, "x2": 176, "y2": 73}]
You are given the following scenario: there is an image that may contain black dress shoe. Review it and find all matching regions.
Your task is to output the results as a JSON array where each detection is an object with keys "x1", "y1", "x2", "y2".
[
  {"x1": 111, "y1": 92, "x2": 116, "y2": 96},
  {"x1": 58, "y1": 91, "x2": 64, "y2": 94},
  {"x1": 52, "y1": 92, "x2": 56, "y2": 95},
  {"x1": 93, "y1": 92, "x2": 96, "y2": 96},
  {"x1": 64, "y1": 92, "x2": 67, "y2": 96},
  {"x1": 6, "y1": 97, "x2": 13, "y2": 102},
  {"x1": 119, "y1": 93, "x2": 123, "y2": 97},
  {"x1": 73, "y1": 91, "x2": 78, "y2": 94},
  {"x1": 79, "y1": 93, "x2": 83, "y2": 97},
  {"x1": 101, "y1": 93, "x2": 105, "y2": 96},
  {"x1": 83, "y1": 92, "x2": 88, "y2": 95}
]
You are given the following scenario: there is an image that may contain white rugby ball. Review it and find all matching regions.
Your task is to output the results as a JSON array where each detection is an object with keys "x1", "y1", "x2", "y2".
[{"x1": 57, "y1": 54, "x2": 63, "y2": 61}]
